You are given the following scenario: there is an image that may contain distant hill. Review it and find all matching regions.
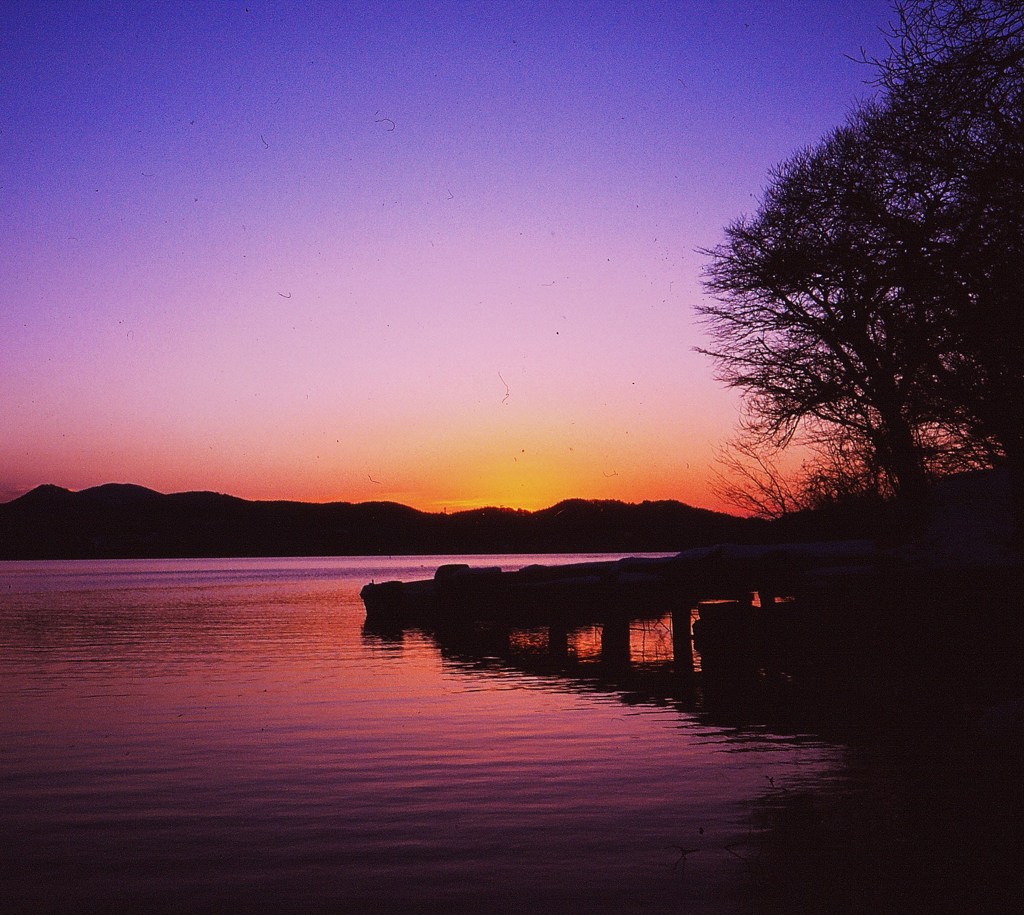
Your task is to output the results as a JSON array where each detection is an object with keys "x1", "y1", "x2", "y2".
[{"x1": 0, "y1": 483, "x2": 771, "y2": 559}]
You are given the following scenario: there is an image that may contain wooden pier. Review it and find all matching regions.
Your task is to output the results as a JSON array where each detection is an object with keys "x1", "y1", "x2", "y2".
[{"x1": 361, "y1": 543, "x2": 1024, "y2": 688}]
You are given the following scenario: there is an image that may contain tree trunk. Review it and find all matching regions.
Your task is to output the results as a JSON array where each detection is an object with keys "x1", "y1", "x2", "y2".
[{"x1": 875, "y1": 406, "x2": 932, "y2": 531}]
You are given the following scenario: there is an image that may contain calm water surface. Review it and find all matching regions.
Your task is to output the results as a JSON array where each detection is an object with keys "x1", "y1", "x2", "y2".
[{"x1": 1, "y1": 556, "x2": 1017, "y2": 912}]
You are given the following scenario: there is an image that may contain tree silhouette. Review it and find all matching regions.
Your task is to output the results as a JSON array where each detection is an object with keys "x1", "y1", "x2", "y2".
[
  {"x1": 873, "y1": 0, "x2": 1024, "y2": 525},
  {"x1": 700, "y1": 108, "x2": 949, "y2": 511},
  {"x1": 700, "y1": 0, "x2": 1023, "y2": 529}
]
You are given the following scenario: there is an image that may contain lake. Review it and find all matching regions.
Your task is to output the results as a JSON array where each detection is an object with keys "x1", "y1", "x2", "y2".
[{"x1": 1, "y1": 556, "x2": 1019, "y2": 912}]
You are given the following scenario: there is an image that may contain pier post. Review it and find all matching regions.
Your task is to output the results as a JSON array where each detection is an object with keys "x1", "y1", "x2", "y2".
[
  {"x1": 549, "y1": 618, "x2": 569, "y2": 661},
  {"x1": 671, "y1": 601, "x2": 694, "y2": 676},
  {"x1": 600, "y1": 613, "x2": 631, "y2": 668}
]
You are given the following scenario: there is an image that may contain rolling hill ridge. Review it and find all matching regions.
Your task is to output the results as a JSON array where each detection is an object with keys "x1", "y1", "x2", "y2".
[{"x1": 0, "y1": 483, "x2": 768, "y2": 559}]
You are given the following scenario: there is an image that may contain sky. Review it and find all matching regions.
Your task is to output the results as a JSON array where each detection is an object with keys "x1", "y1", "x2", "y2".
[{"x1": 1, "y1": 0, "x2": 894, "y2": 512}]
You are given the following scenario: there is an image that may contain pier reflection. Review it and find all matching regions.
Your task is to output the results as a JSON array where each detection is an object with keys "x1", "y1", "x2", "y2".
[
  {"x1": 358, "y1": 580, "x2": 1024, "y2": 913},
  {"x1": 363, "y1": 592, "x2": 1023, "y2": 740},
  {"x1": 411, "y1": 612, "x2": 822, "y2": 733},
  {"x1": 364, "y1": 607, "x2": 701, "y2": 709},
  {"x1": 360, "y1": 595, "x2": 1024, "y2": 913}
]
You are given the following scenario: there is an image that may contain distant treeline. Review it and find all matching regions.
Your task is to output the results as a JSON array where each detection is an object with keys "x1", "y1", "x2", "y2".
[{"x1": 0, "y1": 483, "x2": 889, "y2": 560}]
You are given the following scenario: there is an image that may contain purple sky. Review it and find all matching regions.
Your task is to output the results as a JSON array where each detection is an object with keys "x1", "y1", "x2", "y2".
[{"x1": 1, "y1": 0, "x2": 893, "y2": 510}]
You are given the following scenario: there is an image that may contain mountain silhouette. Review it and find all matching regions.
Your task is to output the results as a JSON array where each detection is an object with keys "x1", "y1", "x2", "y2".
[{"x1": 0, "y1": 484, "x2": 772, "y2": 559}]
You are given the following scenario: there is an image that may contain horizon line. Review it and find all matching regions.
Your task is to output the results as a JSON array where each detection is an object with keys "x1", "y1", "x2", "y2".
[{"x1": 2, "y1": 481, "x2": 737, "y2": 518}]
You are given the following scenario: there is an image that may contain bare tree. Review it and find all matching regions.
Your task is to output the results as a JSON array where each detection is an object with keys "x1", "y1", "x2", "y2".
[
  {"x1": 700, "y1": 0, "x2": 1024, "y2": 529},
  {"x1": 699, "y1": 108, "x2": 943, "y2": 512},
  {"x1": 873, "y1": 0, "x2": 1024, "y2": 526},
  {"x1": 709, "y1": 426, "x2": 804, "y2": 519},
  {"x1": 711, "y1": 415, "x2": 891, "y2": 519}
]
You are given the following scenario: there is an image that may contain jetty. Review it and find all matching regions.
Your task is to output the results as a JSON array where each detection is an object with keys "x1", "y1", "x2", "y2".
[
  {"x1": 361, "y1": 540, "x2": 1024, "y2": 686},
  {"x1": 360, "y1": 541, "x2": 880, "y2": 627}
]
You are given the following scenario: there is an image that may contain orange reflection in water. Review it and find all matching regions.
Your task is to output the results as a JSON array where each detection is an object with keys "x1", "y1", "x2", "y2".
[
  {"x1": 503, "y1": 614, "x2": 691, "y2": 668},
  {"x1": 630, "y1": 617, "x2": 675, "y2": 665},
  {"x1": 507, "y1": 627, "x2": 550, "y2": 653},
  {"x1": 568, "y1": 625, "x2": 603, "y2": 661}
]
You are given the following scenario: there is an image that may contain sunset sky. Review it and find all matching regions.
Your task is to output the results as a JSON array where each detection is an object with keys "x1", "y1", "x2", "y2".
[{"x1": 2, "y1": 0, "x2": 892, "y2": 511}]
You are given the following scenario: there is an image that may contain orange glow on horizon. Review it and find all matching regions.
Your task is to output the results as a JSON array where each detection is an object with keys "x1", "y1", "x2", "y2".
[
  {"x1": 0, "y1": 396, "x2": 736, "y2": 513},
  {"x1": 1, "y1": 451, "x2": 729, "y2": 515}
]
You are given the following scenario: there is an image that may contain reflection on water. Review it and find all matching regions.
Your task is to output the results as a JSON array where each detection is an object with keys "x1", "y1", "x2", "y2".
[{"x1": 1, "y1": 556, "x2": 1020, "y2": 912}]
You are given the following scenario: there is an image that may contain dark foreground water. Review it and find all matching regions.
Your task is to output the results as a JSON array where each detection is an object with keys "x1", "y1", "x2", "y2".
[{"x1": 1, "y1": 556, "x2": 1020, "y2": 913}]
